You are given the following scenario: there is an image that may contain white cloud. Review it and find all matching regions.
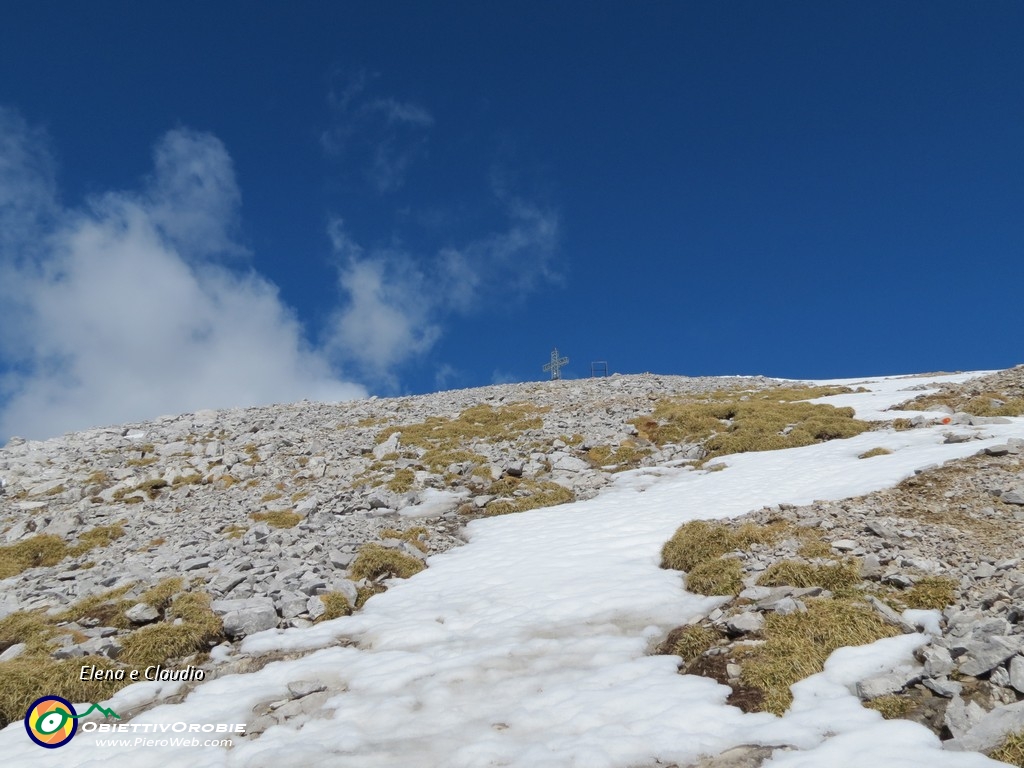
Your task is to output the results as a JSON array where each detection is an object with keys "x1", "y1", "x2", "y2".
[
  {"x1": 323, "y1": 194, "x2": 559, "y2": 383},
  {"x1": 324, "y1": 238, "x2": 441, "y2": 382},
  {"x1": 0, "y1": 113, "x2": 365, "y2": 441},
  {"x1": 321, "y1": 72, "x2": 433, "y2": 193}
]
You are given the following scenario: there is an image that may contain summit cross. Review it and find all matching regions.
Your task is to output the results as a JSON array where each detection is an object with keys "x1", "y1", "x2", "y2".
[{"x1": 542, "y1": 348, "x2": 569, "y2": 380}]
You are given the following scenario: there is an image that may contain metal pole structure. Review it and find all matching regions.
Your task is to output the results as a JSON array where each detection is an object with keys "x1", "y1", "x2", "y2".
[{"x1": 542, "y1": 348, "x2": 569, "y2": 380}]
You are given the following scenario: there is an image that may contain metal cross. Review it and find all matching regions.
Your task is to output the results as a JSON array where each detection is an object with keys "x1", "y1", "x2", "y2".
[{"x1": 543, "y1": 347, "x2": 569, "y2": 380}]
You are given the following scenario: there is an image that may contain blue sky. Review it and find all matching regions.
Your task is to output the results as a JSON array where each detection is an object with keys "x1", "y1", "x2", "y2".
[{"x1": 1, "y1": 2, "x2": 1022, "y2": 440}]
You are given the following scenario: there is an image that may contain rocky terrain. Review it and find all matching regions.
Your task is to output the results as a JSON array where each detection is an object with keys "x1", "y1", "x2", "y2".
[
  {"x1": 0, "y1": 373, "x2": 779, "y2": 708},
  {"x1": 658, "y1": 366, "x2": 1024, "y2": 766},
  {"x1": 3, "y1": 366, "x2": 1024, "y2": 765}
]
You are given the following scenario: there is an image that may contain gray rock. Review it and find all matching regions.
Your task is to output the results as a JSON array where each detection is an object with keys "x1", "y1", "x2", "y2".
[
  {"x1": 865, "y1": 596, "x2": 917, "y2": 633},
  {"x1": 946, "y1": 700, "x2": 1024, "y2": 753},
  {"x1": 503, "y1": 461, "x2": 524, "y2": 478},
  {"x1": 373, "y1": 432, "x2": 400, "y2": 460},
  {"x1": 306, "y1": 596, "x2": 326, "y2": 621},
  {"x1": 212, "y1": 597, "x2": 279, "y2": 639},
  {"x1": 0, "y1": 642, "x2": 26, "y2": 661},
  {"x1": 329, "y1": 549, "x2": 354, "y2": 568},
  {"x1": 552, "y1": 454, "x2": 589, "y2": 472},
  {"x1": 762, "y1": 597, "x2": 805, "y2": 615},
  {"x1": 943, "y1": 695, "x2": 987, "y2": 740},
  {"x1": 693, "y1": 745, "x2": 776, "y2": 768},
  {"x1": 210, "y1": 572, "x2": 246, "y2": 595},
  {"x1": 882, "y1": 573, "x2": 915, "y2": 589},
  {"x1": 991, "y1": 665, "x2": 1011, "y2": 688},
  {"x1": 725, "y1": 612, "x2": 764, "y2": 636},
  {"x1": 1001, "y1": 489, "x2": 1024, "y2": 506},
  {"x1": 79, "y1": 636, "x2": 123, "y2": 658},
  {"x1": 957, "y1": 636, "x2": 1024, "y2": 676},
  {"x1": 276, "y1": 593, "x2": 309, "y2": 620},
  {"x1": 922, "y1": 676, "x2": 962, "y2": 698},
  {"x1": 738, "y1": 586, "x2": 774, "y2": 602},
  {"x1": 860, "y1": 553, "x2": 883, "y2": 578},
  {"x1": 855, "y1": 665, "x2": 922, "y2": 699},
  {"x1": 125, "y1": 603, "x2": 160, "y2": 624},
  {"x1": 917, "y1": 645, "x2": 955, "y2": 678},
  {"x1": 975, "y1": 562, "x2": 996, "y2": 579},
  {"x1": 985, "y1": 444, "x2": 1012, "y2": 456},
  {"x1": 968, "y1": 415, "x2": 1013, "y2": 425},
  {"x1": 1009, "y1": 655, "x2": 1024, "y2": 694},
  {"x1": 830, "y1": 539, "x2": 858, "y2": 552},
  {"x1": 287, "y1": 680, "x2": 327, "y2": 699}
]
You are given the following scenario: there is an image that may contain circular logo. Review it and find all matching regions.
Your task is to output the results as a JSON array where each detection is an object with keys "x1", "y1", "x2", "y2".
[{"x1": 25, "y1": 696, "x2": 78, "y2": 748}]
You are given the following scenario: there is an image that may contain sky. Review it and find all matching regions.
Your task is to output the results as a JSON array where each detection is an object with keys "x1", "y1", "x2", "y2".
[{"x1": 0, "y1": 2, "x2": 1022, "y2": 440}]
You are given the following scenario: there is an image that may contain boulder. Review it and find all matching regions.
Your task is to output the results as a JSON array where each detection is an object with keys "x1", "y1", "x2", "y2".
[
  {"x1": 725, "y1": 611, "x2": 764, "y2": 637},
  {"x1": 125, "y1": 603, "x2": 160, "y2": 624},
  {"x1": 946, "y1": 700, "x2": 1024, "y2": 753},
  {"x1": 211, "y1": 597, "x2": 279, "y2": 639}
]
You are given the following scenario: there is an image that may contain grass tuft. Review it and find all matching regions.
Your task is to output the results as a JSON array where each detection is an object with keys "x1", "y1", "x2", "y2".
[
  {"x1": 858, "y1": 447, "x2": 892, "y2": 459},
  {"x1": 250, "y1": 511, "x2": 302, "y2": 528},
  {"x1": 756, "y1": 559, "x2": 862, "y2": 595},
  {"x1": 387, "y1": 468, "x2": 416, "y2": 493},
  {"x1": 380, "y1": 527, "x2": 429, "y2": 552},
  {"x1": 377, "y1": 403, "x2": 546, "y2": 451},
  {"x1": 119, "y1": 592, "x2": 222, "y2": 668},
  {"x1": 991, "y1": 731, "x2": 1024, "y2": 766},
  {"x1": 661, "y1": 520, "x2": 781, "y2": 572},
  {"x1": 889, "y1": 576, "x2": 957, "y2": 610},
  {"x1": 140, "y1": 577, "x2": 184, "y2": 612},
  {"x1": 585, "y1": 441, "x2": 650, "y2": 471},
  {"x1": 482, "y1": 479, "x2": 575, "y2": 516},
  {"x1": 635, "y1": 387, "x2": 870, "y2": 461},
  {"x1": 315, "y1": 591, "x2": 352, "y2": 622},
  {"x1": 0, "y1": 535, "x2": 68, "y2": 578},
  {"x1": 55, "y1": 584, "x2": 135, "y2": 628},
  {"x1": 864, "y1": 694, "x2": 915, "y2": 720},
  {"x1": 0, "y1": 657, "x2": 124, "y2": 729},
  {"x1": 349, "y1": 544, "x2": 426, "y2": 580},
  {"x1": 740, "y1": 599, "x2": 900, "y2": 714},
  {"x1": 686, "y1": 557, "x2": 744, "y2": 596},
  {"x1": 668, "y1": 625, "x2": 718, "y2": 662}
]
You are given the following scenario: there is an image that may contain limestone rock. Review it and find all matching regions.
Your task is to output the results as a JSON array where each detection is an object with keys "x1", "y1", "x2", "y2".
[
  {"x1": 725, "y1": 612, "x2": 764, "y2": 636},
  {"x1": 125, "y1": 603, "x2": 160, "y2": 624},
  {"x1": 946, "y1": 700, "x2": 1024, "y2": 753}
]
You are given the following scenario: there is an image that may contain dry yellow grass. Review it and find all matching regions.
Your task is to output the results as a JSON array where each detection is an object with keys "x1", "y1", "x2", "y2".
[
  {"x1": 858, "y1": 447, "x2": 893, "y2": 459},
  {"x1": 889, "y1": 576, "x2": 958, "y2": 610},
  {"x1": 0, "y1": 657, "x2": 124, "y2": 728},
  {"x1": 634, "y1": 386, "x2": 870, "y2": 461},
  {"x1": 119, "y1": 592, "x2": 222, "y2": 667},
  {"x1": 250, "y1": 510, "x2": 302, "y2": 528},
  {"x1": 991, "y1": 731, "x2": 1024, "y2": 766},
  {"x1": 740, "y1": 599, "x2": 900, "y2": 714},
  {"x1": 480, "y1": 478, "x2": 575, "y2": 516},
  {"x1": 864, "y1": 694, "x2": 915, "y2": 720},
  {"x1": 315, "y1": 591, "x2": 352, "y2": 622},
  {"x1": 667, "y1": 625, "x2": 718, "y2": 662},
  {"x1": 350, "y1": 544, "x2": 426, "y2": 580},
  {"x1": 661, "y1": 520, "x2": 782, "y2": 572},
  {"x1": 756, "y1": 559, "x2": 861, "y2": 595},
  {"x1": 686, "y1": 557, "x2": 745, "y2": 596},
  {"x1": 378, "y1": 403, "x2": 545, "y2": 451}
]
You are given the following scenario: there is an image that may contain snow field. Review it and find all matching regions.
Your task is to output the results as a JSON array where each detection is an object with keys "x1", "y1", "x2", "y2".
[{"x1": 2, "y1": 372, "x2": 1019, "y2": 767}]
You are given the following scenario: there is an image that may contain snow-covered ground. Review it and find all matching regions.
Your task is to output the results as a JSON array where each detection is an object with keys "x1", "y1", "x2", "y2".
[{"x1": 4, "y1": 371, "x2": 1021, "y2": 767}]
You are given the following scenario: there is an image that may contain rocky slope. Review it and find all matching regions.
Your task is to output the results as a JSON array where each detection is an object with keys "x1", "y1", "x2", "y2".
[
  {"x1": 4, "y1": 367, "x2": 1024, "y2": 765},
  {"x1": 0, "y1": 374, "x2": 778, "y2": 677}
]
